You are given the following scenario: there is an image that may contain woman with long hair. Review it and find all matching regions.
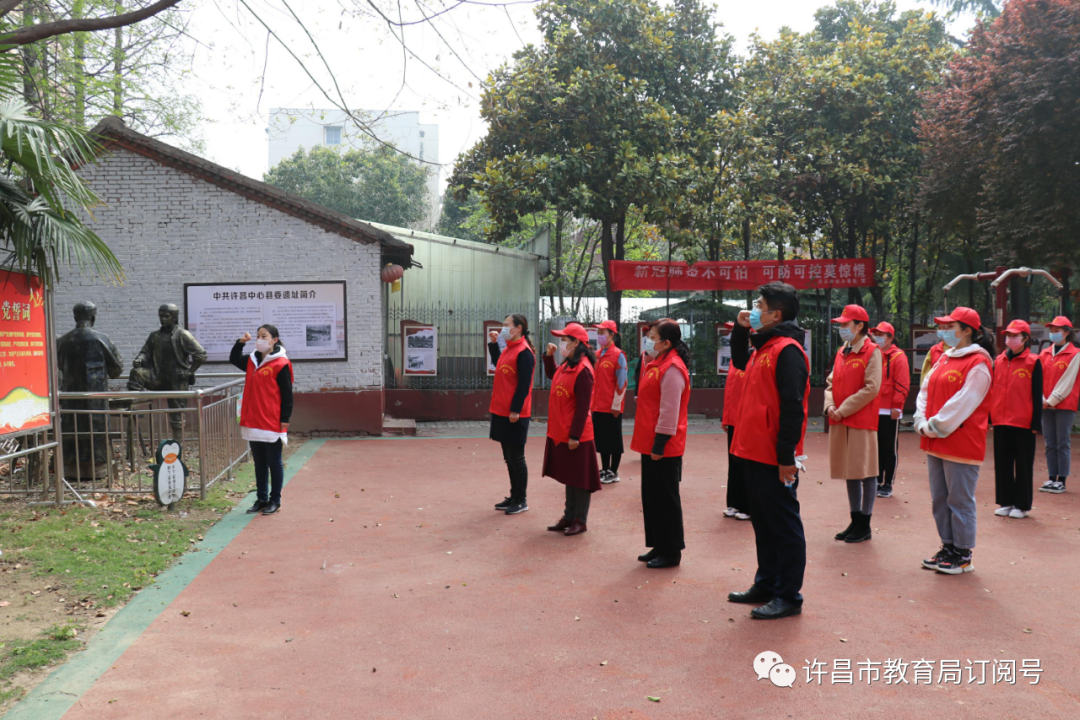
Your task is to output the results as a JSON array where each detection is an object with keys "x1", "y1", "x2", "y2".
[
  {"x1": 915, "y1": 307, "x2": 995, "y2": 575},
  {"x1": 591, "y1": 320, "x2": 628, "y2": 484},
  {"x1": 631, "y1": 320, "x2": 692, "y2": 568},
  {"x1": 1039, "y1": 316, "x2": 1079, "y2": 495},
  {"x1": 992, "y1": 320, "x2": 1042, "y2": 519},
  {"x1": 488, "y1": 313, "x2": 537, "y2": 515},
  {"x1": 542, "y1": 323, "x2": 601, "y2": 535}
]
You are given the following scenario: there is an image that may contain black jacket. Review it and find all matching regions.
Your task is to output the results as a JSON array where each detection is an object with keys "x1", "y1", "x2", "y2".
[{"x1": 731, "y1": 320, "x2": 808, "y2": 466}]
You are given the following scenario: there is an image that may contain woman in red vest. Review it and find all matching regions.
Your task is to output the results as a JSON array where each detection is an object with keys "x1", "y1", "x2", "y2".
[
  {"x1": 631, "y1": 320, "x2": 691, "y2": 568},
  {"x1": 869, "y1": 322, "x2": 910, "y2": 499},
  {"x1": 914, "y1": 307, "x2": 995, "y2": 575},
  {"x1": 992, "y1": 320, "x2": 1043, "y2": 519},
  {"x1": 542, "y1": 323, "x2": 601, "y2": 535},
  {"x1": 721, "y1": 321, "x2": 751, "y2": 520},
  {"x1": 824, "y1": 305, "x2": 883, "y2": 544},
  {"x1": 488, "y1": 314, "x2": 536, "y2": 515},
  {"x1": 231, "y1": 325, "x2": 293, "y2": 516},
  {"x1": 1039, "y1": 316, "x2": 1080, "y2": 494},
  {"x1": 920, "y1": 324, "x2": 948, "y2": 378},
  {"x1": 591, "y1": 320, "x2": 628, "y2": 484}
]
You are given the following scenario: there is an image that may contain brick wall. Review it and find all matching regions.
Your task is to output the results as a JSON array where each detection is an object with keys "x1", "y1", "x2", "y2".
[{"x1": 55, "y1": 147, "x2": 383, "y2": 394}]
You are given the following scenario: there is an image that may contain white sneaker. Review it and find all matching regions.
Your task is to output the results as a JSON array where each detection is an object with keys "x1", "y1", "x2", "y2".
[
  {"x1": 1039, "y1": 479, "x2": 1057, "y2": 492},
  {"x1": 607, "y1": 472, "x2": 620, "y2": 483},
  {"x1": 1008, "y1": 508, "x2": 1029, "y2": 518},
  {"x1": 1046, "y1": 481, "x2": 1066, "y2": 494},
  {"x1": 600, "y1": 470, "x2": 613, "y2": 483},
  {"x1": 723, "y1": 507, "x2": 738, "y2": 517},
  {"x1": 735, "y1": 512, "x2": 751, "y2": 521},
  {"x1": 994, "y1": 506, "x2": 1014, "y2": 516}
]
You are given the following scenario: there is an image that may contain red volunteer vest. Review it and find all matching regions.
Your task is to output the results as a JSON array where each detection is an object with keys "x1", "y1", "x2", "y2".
[
  {"x1": 829, "y1": 339, "x2": 881, "y2": 430},
  {"x1": 920, "y1": 351, "x2": 993, "y2": 462},
  {"x1": 991, "y1": 349, "x2": 1038, "y2": 428},
  {"x1": 1040, "y1": 344, "x2": 1080, "y2": 412},
  {"x1": 721, "y1": 363, "x2": 747, "y2": 427},
  {"x1": 929, "y1": 342, "x2": 945, "y2": 367},
  {"x1": 630, "y1": 351, "x2": 691, "y2": 457},
  {"x1": 877, "y1": 345, "x2": 910, "y2": 411},
  {"x1": 730, "y1": 336, "x2": 810, "y2": 467},
  {"x1": 241, "y1": 355, "x2": 293, "y2": 433},
  {"x1": 590, "y1": 345, "x2": 626, "y2": 414},
  {"x1": 490, "y1": 339, "x2": 534, "y2": 418},
  {"x1": 548, "y1": 358, "x2": 595, "y2": 444}
]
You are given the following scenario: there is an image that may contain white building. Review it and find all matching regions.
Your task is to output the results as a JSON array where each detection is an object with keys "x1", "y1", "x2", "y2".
[{"x1": 267, "y1": 108, "x2": 441, "y2": 228}]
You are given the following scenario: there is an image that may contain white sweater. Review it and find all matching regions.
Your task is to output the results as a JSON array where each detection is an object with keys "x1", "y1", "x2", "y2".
[{"x1": 914, "y1": 344, "x2": 992, "y2": 439}]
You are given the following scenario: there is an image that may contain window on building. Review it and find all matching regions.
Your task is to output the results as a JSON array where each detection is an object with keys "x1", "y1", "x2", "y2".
[
  {"x1": 419, "y1": 131, "x2": 425, "y2": 138},
  {"x1": 324, "y1": 127, "x2": 342, "y2": 145}
]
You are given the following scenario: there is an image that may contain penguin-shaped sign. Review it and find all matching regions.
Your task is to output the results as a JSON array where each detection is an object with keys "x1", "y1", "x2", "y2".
[{"x1": 151, "y1": 440, "x2": 188, "y2": 507}]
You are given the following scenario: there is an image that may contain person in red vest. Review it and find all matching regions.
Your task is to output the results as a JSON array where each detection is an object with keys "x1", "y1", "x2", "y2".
[
  {"x1": 488, "y1": 314, "x2": 537, "y2": 515},
  {"x1": 920, "y1": 324, "x2": 948, "y2": 379},
  {"x1": 1039, "y1": 316, "x2": 1080, "y2": 494},
  {"x1": 721, "y1": 321, "x2": 751, "y2": 521},
  {"x1": 914, "y1": 307, "x2": 995, "y2": 575},
  {"x1": 542, "y1": 323, "x2": 601, "y2": 535},
  {"x1": 726, "y1": 282, "x2": 809, "y2": 620},
  {"x1": 992, "y1": 320, "x2": 1043, "y2": 519},
  {"x1": 631, "y1": 319, "x2": 692, "y2": 569},
  {"x1": 231, "y1": 325, "x2": 293, "y2": 515},
  {"x1": 870, "y1": 322, "x2": 910, "y2": 499},
  {"x1": 591, "y1": 320, "x2": 628, "y2": 484},
  {"x1": 825, "y1": 305, "x2": 883, "y2": 544}
]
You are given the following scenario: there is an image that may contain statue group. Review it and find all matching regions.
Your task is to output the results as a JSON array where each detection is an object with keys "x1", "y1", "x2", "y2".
[{"x1": 57, "y1": 302, "x2": 207, "y2": 480}]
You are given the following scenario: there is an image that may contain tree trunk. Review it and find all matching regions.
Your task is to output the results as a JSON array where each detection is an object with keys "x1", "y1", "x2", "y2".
[
  {"x1": 73, "y1": 0, "x2": 87, "y2": 128},
  {"x1": 113, "y1": 3, "x2": 124, "y2": 115},
  {"x1": 742, "y1": 217, "x2": 752, "y2": 308},
  {"x1": 21, "y1": 6, "x2": 40, "y2": 111},
  {"x1": 555, "y1": 213, "x2": 565, "y2": 316},
  {"x1": 908, "y1": 214, "x2": 918, "y2": 336},
  {"x1": 600, "y1": 218, "x2": 621, "y2": 323}
]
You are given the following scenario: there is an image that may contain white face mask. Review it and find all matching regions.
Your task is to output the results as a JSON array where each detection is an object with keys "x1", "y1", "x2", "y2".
[
  {"x1": 499, "y1": 326, "x2": 511, "y2": 342},
  {"x1": 643, "y1": 336, "x2": 658, "y2": 357},
  {"x1": 256, "y1": 338, "x2": 273, "y2": 353},
  {"x1": 559, "y1": 340, "x2": 571, "y2": 358}
]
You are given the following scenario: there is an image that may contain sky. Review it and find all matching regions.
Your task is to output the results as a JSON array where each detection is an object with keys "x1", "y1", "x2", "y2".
[{"x1": 180, "y1": 0, "x2": 973, "y2": 188}]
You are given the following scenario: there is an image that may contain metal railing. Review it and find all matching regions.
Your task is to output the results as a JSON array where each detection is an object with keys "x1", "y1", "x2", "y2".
[{"x1": 0, "y1": 374, "x2": 248, "y2": 503}]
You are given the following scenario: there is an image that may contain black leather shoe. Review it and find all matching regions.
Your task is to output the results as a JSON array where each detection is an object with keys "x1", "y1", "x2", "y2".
[
  {"x1": 750, "y1": 597, "x2": 802, "y2": 620},
  {"x1": 646, "y1": 552, "x2": 681, "y2": 569},
  {"x1": 261, "y1": 502, "x2": 281, "y2": 515},
  {"x1": 835, "y1": 511, "x2": 859, "y2": 541},
  {"x1": 246, "y1": 500, "x2": 268, "y2": 514},
  {"x1": 637, "y1": 548, "x2": 659, "y2": 562},
  {"x1": 728, "y1": 585, "x2": 773, "y2": 604}
]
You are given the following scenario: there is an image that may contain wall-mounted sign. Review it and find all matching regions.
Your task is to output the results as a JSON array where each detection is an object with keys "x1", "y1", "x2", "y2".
[
  {"x1": 0, "y1": 270, "x2": 51, "y2": 438},
  {"x1": 185, "y1": 282, "x2": 347, "y2": 363},
  {"x1": 403, "y1": 323, "x2": 438, "y2": 376}
]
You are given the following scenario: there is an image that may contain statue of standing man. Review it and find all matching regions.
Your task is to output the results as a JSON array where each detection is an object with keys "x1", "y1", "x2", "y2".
[
  {"x1": 128, "y1": 303, "x2": 207, "y2": 435},
  {"x1": 57, "y1": 301, "x2": 123, "y2": 479}
]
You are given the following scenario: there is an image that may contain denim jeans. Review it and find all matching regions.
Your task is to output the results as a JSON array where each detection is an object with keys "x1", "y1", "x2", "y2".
[{"x1": 250, "y1": 440, "x2": 284, "y2": 504}]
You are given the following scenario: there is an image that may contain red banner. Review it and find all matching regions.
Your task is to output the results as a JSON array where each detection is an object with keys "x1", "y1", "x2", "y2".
[
  {"x1": 0, "y1": 270, "x2": 51, "y2": 436},
  {"x1": 608, "y1": 259, "x2": 876, "y2": 291}
]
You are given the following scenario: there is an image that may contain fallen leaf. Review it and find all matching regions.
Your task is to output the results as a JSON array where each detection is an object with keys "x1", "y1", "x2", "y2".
[
  {"x1": 1023, "y1": 628, "x2": 1032, "y2": 634},
  {"x1": 600, "y1": 661, "x2": 608, "y2": 666},
  {"x1": 574, "y1": 616, "x2": 580, "y2": 621},
  {"x1": 0, "y1": 601, "x2": 9, "y2": 607},
  {"x1": 840, "y1": 638, "x2": 848, "y2": 643},
  {"x1": 180, "y1": 610, "x2": 190, "y2": 617},
  {"x1": 285, "y1": 638, "x2": 293, "y2": 643},
  {"x1": 647, "y1": 696, "x2": 661, "y2": 702}
]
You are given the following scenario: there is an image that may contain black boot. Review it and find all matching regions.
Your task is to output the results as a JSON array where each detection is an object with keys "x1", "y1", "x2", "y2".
[
  {"x1": 845, "y1": 513, "x2": 872, "y2": 543},
  {"x1": 835, "y1": 511, "x2": 859, "y2": 541}
]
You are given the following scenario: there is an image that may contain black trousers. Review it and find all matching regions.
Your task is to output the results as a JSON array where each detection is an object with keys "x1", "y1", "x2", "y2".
[
  {"x1": 640, "y1": 454, "x2": 685, "y2": 551},
  {"x1": 725, "y1": 426, "x2": 748, "y2": 512},
  {"x1": 250, "y1": 440, "x2": 284, "y2": 505},
  {"x1": 501, "y1": 441, "x2": 528, "y2": 501},
  {"x1": 994, "y1": 425, "x2": 1035, "y2": 511},
  {"x1": 877, "y1": 414, "x2": 900, "y2": 487},
  {"x1": 743, "y1": 458, "x2": 806, "y2": 604}
]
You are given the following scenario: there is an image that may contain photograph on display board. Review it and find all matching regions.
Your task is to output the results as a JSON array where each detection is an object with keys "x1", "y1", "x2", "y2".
[
  {"x1": 403, "y1": 323, "x2": 438, "y2": 376},
  {"x1": 484, "y1": 320, "x2": 504, "y2": 375},
  {"x1": 184, "y1": 282, "x2": 347, "y2": 363},
  {"x1": 911, "y1": 326, "x2": 939, "y2": 372},
  {"x1": 717, "y1": 324, "x2": 732, "y2": 374},
  {"x1": 0, "y1": 270, "x2": 52, "y2": 437}
]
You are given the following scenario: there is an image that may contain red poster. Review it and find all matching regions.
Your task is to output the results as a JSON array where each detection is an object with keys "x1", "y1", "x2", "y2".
[
  {"x1": 608, "y1": 259, "x2": 876, "y2": 291},
  {"x1": 0, "y1": 270, "x2": 51, "y2": 436}
]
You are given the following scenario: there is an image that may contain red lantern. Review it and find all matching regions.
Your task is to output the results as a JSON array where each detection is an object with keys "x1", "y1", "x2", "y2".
[{"x1": 381, "y1": 264, "x2": 404, "y2": 283}]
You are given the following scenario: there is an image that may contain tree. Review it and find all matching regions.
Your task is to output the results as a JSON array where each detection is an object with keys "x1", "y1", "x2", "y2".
[
  {"x1": 450, "y1": 0, "x2": 735, "y2": 321},
  {"x1": 919, "y1": 0, "x2": 1080, "y2": 271},
  {"x1": 264, "y1": 144, "x2": 430, "y2": 228},
  {"x1": 0, "y1": 0, "x2": 180, "y2": 45}
]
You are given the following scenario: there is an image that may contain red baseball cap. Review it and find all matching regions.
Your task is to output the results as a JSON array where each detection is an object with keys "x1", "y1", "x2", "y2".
[
  {"x1": 723, "y1": 321, "x2": 735, "y2": 329},
  {"x1": 871, "y1": 321, "x2": 896, "y2": 336},
  {"x1": 832, "y1": 304, "x2": 870, "y2": 324},
  {"x1": 934, "y1": 307, "x2": 982, "y2": 329},
  {"x1": 1004, "y1": 319, "x2": 1031, "y2": 334},
  {"x1": 1047, "y1": 316, "x2": 1074, "y2": 329},
  {"x1": 552, "y1": 323, "x2": 590, "y2": 344},
  {"x1": 593, "y1": 320, "x2": 619, "y2": 333}
]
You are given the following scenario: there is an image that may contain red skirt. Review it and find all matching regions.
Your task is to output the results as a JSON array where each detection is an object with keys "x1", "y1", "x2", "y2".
[{"x1": 542, "y1": 437, "x2": 601, "y2": 491}]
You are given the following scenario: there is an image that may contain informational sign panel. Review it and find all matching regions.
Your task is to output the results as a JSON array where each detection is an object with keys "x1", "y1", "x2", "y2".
[
  {"x1": 403, "y1": 323, "x2": 438, "y2": 376},
  {"x1": 185, "y1": 282, "x2": 347, "y2": 363},
  {"x1": 912, "y1": 326, "x2": 939, "y2": 373},
  {"x1": 586, "y1": 326, "x2": 599, "y2": 353},
  {"x1": 485, "y1": 320, "x2": 504, "y2": 376},
  {"x1": 0, "y1": 270, "x2": 51, "y2": 437}
]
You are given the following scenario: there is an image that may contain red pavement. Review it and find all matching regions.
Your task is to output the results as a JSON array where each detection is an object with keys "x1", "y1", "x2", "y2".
[{"x1": 62, "y1": 433, "x2": 1080, "y2": 719}]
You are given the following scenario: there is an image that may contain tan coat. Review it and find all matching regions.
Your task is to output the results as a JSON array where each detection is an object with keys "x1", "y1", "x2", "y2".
[{"x1": 824, "y1": 335, "x2": 883, "y2": 480}]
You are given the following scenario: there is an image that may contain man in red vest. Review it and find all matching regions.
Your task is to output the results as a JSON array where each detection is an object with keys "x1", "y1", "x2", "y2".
[{"x1": 727, "y1": 282, "x2": 809, "y2": 620}]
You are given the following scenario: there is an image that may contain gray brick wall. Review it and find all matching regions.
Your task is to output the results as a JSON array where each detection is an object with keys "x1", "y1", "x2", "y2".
[{"x1": 55, "y1": 147, "x2": 383, "y2": 392}]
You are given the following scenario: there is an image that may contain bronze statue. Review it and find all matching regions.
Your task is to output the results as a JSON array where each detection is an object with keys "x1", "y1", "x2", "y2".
[
  {"x1": 57, "y1": 301, "x2": 123, "y2": 479},
  {"x1": 127, "y1": 303, "x2": 207, "y2": 434}
]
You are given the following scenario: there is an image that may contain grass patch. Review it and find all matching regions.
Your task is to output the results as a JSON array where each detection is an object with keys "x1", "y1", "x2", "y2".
[{"x1": 0, "y1": 623, "x2": 84, "y2": 683}]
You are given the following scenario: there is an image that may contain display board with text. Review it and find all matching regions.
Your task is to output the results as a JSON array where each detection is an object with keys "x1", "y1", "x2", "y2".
[{"x1": 0, "y1": 270, "x2": 51, "y2": 437}]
